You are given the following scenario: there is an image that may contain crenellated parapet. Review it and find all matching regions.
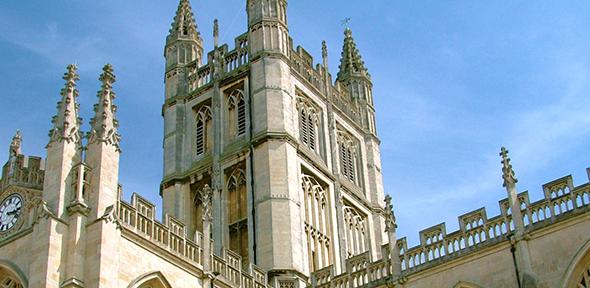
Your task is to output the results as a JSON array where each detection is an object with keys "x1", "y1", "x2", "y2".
[
  {"x1": 186, "y1": 32, "x2": 250, "y2": 93},
  {"x1": 400, "y1": 171, "x2": 590, "y2": 273},
  {"x1": 288, "y1": 44, "x2": 362, "y2": 125},
  {"x1": 116, "y1": 192, "x2": 269, "y2": 288},
  {"x1": 1, "y1": 155, "x2": 45, "y2": 191},
  {"x1": 311, "y1": 167, "x2": 590, "y2": 287}
]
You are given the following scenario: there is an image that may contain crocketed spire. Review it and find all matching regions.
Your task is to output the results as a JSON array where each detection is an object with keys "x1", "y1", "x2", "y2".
[
  {"x1": 88, "y1": 64, "x2": 121, "y2": 151},
  {"x1": 167, "y1": 0, "x2": 202, "y2": 43},
  {"x1": 48, "y1": 64, "x2": 83, "y2": 147},
  {"x1": 500, "y1": 147, "x2": 517, "y2": 188},
  {"x1": 337, "y1": 28, "x2": 370, "y2": 82}
]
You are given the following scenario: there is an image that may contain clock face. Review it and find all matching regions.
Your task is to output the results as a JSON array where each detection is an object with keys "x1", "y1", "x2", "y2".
[{"x1": 0, "y1": 194, "x2": 23, "y2": 233}]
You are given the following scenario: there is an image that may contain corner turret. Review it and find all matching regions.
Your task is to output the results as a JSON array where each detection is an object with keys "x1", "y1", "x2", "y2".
[
  {"x1": 337, "y1": 28, "x2": 376, "y2": 135},
  {"x1": 247, "y1": 0, "x2": 290, "y2": 58},
  {"x1": 337, "y1": 29, "x2": 370, "y2": 82},
  {"x1": 165, "y1": 0, "x2": 204, "y2": 99}
]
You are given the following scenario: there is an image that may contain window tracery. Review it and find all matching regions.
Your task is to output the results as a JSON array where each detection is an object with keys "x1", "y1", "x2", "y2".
[
  {"x1": 342, "y1": 204, "x2": 368, "y2": 257},
  {"x1": 302, "y1": 174, "x2": 332, "y2": 272},
  {"x1": 227, "y1": 89, "x2": 247, "y2": 139},
  {"x1": 337, "y1": 130, "x2": 359, "y2": 184},
  {"x1": 297, "y1": 97, "x2": 321, "y2": 154},
  {"x1": 578, "y1": 263, "x2": 590, "y2": 287},
  {"x1": 227, "y1": 168, "x2": 249, "y2": 264},
  {"x1": 0, "y1": 268, "x2": 23, "y2": 288},
  {"x1": 195, "y1": 105, "x2": 212, "y2": 156}
]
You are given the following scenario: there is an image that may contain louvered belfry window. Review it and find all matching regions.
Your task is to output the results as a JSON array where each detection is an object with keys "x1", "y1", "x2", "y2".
[
  {"x1": 228, "y1": 89, "x2": 247, "y2": 139},
  {"x1": 297, "y1": 97, "x2": 320, "y2": 153},
  {"x1": 338, "y1": 131, "x2": 358, "y2": 184},
  {"x1": 237, "y1": 96, "x2": 246, "y2": 136},
  {"x1": 195, "y1": 105, "x2": 212, "y2": 156}
]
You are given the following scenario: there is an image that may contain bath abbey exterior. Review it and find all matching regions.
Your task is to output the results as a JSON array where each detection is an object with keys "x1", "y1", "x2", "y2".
[{"x1": 1, "y1": 0, "x2": 590, "y2": 287}]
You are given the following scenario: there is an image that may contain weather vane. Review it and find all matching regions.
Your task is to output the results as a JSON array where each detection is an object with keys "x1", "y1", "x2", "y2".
[{"x1": 341, "y1": 17, "x2": 351, "y2": 29}]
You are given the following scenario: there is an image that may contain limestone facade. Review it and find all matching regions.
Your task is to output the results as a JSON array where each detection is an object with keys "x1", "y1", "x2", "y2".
[{"x1": 1, "y1": 1, "x2": 590, "y2": 288}]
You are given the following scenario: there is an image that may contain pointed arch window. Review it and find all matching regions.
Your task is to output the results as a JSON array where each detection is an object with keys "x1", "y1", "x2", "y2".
[
  {"x1": 302, "y1": 174, "x2": 332, "y2": 272},
  {"x1": 337, "y1": 131, "x2": 359, "y2": 184},
  {"x1": 342, "y1": 204, "x2": 368, "y2": 257},
  {"x1": 0, "y1": 266, "x2": 25, "y2": 288},
  {"x1": 227, "y1": 168, "x2": 249, "y2": 263},
  {"x1": 227, "y1": 90, "x2": 247, "y2": 140},
  {"x1": 297, "y1": 97, "x2": 322, "y2": 154},
  {"x1": 195, "y1": 106, "x2": 212, "y2": 156}
]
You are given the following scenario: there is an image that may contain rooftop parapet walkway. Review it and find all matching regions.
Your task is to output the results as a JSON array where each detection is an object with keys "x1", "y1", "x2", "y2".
[
  {"x1": 312, "y1": 168, "x2": 590, "y2": 288},
  {"x1": 117, "y1": 193, "x2": 269, "y2": 288}
]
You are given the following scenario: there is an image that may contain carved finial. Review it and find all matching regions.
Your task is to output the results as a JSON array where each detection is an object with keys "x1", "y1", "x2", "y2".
[
  {"x1": 9, "y1": 130, "x2": 22, "y2": 157},
  {"x1": 384, "y1": 195, "x2": 397, "y2": 231},
  {"x1": 213, "y1": 19, "x2": 219, "y2": 48},
  {"x1": 87, "y1": 64, "x2": 121, "y2": 151},
  {"x1": 200, "y1": 184, "x2": 213, "y2": 222},
  {"x1": 337, "y1": 27, "x2": 370, "y2": 82},
  {"x1": 321, "y1": 40, "x2": 329, "y2": 69},
  {"x1": 500, "y1": 147, "x2": 518, "y2": 187},
  {"x1": 48, "y1": 64, "x2": 83, "y2": 147},
  {"x1": 341, "y1": 17, "x2": 352, "y2": 29}
]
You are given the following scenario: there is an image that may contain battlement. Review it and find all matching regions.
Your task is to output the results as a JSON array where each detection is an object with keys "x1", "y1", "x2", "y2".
[
  {"x1": 311, "y1": 167, "x2": 590, "y2": 287},
  {"x1": 288, "y1": 45, "x2": 362, "y2": 124},
  {"x1": 398, "y1": 172, "x2": 590, "y2": 273},
  {"x1": 183, "y1": 32, "x2": 363, "y2": 127},
  {"x1": 187, "y1": 32, "x2": 250, "y2": 92},
  {"x1": 117, "y1": 193, "x2": 269, "y2": 288},
  {"x1": 0, "y1": 154, "x2": 45, "y2": 191},
  {"x1": 290, "y1": 45, "x2": 325, "y2": 94}
]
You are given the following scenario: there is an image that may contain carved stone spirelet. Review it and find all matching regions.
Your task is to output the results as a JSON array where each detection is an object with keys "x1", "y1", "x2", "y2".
[
  {"x1": 199, "y1": 184, "x2": 213, "y2": 222},
  {"x1": 500, "y1": 147, "x2": 517, "y2": 188},
  {"x1": 9, "y1": 130, "x2": 22, "y2": 157},
  {"x1": 384, "y1": 195, "x2": 397, "y2": 232},
  {"x1": 87, "y1": 64, "x2": 121, "y2": 151},
  {"x1": 48, "y1": 65, "x2": 83, "y2": 147}
]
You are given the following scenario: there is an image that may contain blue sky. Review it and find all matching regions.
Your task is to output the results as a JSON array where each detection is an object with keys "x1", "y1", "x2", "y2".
[{"x1": 0, "y1": 1, "x2": 589, "y2": 248}]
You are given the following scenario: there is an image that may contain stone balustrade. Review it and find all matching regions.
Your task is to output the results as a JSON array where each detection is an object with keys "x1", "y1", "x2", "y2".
[
  {"x1": 399, "y1": 173, "x2": 590, "y2": 273},
  {"x1": 117, "y1": 193, "x2": 268, "y2": 288},
  {"x1": 290, "y1": 46, "x2": 324, "y2": 94},
  {"x1": 312, "y1": 168, "x2": 590, "y2": 287},
  {"x1": 187, "y1": 33, "x2": 250, "y2": 93}
]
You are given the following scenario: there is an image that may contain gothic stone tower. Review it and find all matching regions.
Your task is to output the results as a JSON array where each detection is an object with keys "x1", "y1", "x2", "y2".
[{"x1": 160, "y1": 0, "x2": 388, "y2": 285}]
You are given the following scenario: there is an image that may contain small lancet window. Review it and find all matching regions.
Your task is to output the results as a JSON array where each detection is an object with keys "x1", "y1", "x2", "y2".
[
  {"x1": 227, "y1": 89, "x2": 247, "y2": 140},
  {"x1": 195, "y1": 106, "x2": 212, "y2": 156}
]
